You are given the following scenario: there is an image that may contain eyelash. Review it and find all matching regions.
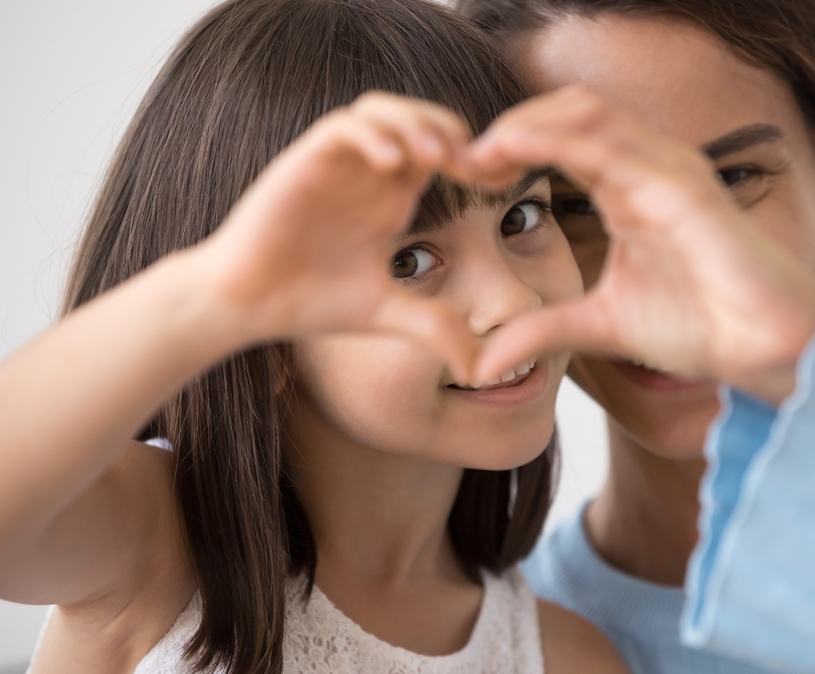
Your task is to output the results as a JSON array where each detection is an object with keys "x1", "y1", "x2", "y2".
[
  {"x1": 520, "y1": 198, "x2": 553, "y2": 218},
  {"x1": 393, "y1": 198, "x2": 553, "y2": 286}
]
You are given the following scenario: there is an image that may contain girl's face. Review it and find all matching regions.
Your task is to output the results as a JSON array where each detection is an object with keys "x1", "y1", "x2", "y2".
[
  {"x1": 292, "y1": 176, "x2": 582, "y2": 470},
  {"x1": 521, "y1": 15, "x2": 815, "y2": 458}
]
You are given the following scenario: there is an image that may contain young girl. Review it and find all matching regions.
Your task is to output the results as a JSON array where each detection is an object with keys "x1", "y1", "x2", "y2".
[{"x1": 0, "y1": 0, "x2": 627, "y2": 672}]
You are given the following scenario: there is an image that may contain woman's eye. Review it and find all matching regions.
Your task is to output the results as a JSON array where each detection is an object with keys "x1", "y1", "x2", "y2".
[
  {"x1": 718, "y1": 167, "x2": 759, "y2": 188},
  {"x1": 501, "y1": 202, "x2": 544, "y2": 237},
  {"x1": 552, "y1": 196, "x2": 597, "y2": 217},
  {"x1": 391, "y1": 247, "x2": 437, "y2": 280}
]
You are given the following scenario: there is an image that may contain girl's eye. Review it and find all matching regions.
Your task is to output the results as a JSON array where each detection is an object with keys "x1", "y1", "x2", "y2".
[
  {"x1": 391, "y1": 247, "x2": 437, "y2": 280},
  {"x1": 501, "y1": 202, "x2": 545, "y2": 237}
]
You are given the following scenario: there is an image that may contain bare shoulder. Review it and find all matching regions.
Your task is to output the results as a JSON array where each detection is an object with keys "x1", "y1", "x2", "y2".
[{"x1": 537, "y1": 599, "x2": 630, "y2": 674}]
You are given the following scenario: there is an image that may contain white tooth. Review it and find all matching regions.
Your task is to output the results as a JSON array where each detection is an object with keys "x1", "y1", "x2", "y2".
[
  {"x1": 500, "y1": 369, "x2": 517, "y2": 383},
  {"x1": 527, "y1": 358, "x2": 536, "y2": 370},
  {"x1": 486, "y1": 376, "x2": 502, "y2": 386},
  {"x1": 516, "y1": 362, "x2": 530, "y2": 376}
]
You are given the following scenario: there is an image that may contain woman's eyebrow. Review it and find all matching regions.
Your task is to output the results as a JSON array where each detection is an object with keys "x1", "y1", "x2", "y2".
[{"x1": 701, "y1": 124, "x2": 784, "y2": 160}]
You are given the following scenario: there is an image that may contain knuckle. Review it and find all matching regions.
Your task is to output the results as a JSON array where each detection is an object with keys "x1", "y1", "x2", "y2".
[
  {"x1": 566, "y1": 84, "x2": 608, "y2": 113},
  {"x1": 564, "y1": 85, "x2": 608, "y2": 124},
  {"x1": 352, "y1": 91, "x2": 392, "y2": 112}
]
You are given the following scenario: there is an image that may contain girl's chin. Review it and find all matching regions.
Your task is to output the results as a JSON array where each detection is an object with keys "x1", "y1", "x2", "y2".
[{"x1": 452, "y1": 437, "x2": 554, "y2": 472}]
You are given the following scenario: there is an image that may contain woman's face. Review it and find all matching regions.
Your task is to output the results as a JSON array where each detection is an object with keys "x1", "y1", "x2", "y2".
[
  {"x1": 292, "y1": 176, "x2": 583, "y2": 471},
  {"x1": 521, "y1": 15, "x2": 815, "y2": 458}
]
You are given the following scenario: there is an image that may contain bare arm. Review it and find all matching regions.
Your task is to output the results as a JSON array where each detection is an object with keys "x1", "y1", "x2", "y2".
[
  {"x1": 0, "y1": 253, "x2": 234, "y2": 602},
  {"x1": 0, "y1": 95, "x2": 477, "y2": 607}
]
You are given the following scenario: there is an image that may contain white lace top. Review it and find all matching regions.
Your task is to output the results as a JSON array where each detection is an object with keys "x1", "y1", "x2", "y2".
[{"x1": 134, "y1": 567, "x2": 544, "y2": 674}]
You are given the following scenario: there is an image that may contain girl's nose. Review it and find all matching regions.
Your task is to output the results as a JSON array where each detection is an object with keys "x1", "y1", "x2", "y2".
[{"x1": 464, "y1": 258, "x2": 543, "y2": 338}]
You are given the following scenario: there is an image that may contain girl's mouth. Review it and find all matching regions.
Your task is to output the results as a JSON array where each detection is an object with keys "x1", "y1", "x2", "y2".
[
  {"x1": 449, "y1": 358, "x2": 537, "y2": 391},
  {"x1": 446, "y1": 358, "x2": 548, "y2": 406}
]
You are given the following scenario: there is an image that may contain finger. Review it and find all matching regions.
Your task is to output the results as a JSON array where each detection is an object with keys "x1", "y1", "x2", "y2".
[
  {"x1": 352, "y1": 94, "x2": 471, "y2": 170},
  {"x1": 479, "y1": 86, "x2": 612, "y2": 136},
  {"x1": 470, "y1": 128, "x2": 692, "y2": 215},
  {"x1": 474, "y1": 86, "x2": 663, "y2": 159},
  {"x1": 356, "y1": 93, "x2": 473, "y2": 148},
  {"x1": 313, "y1": 113, "x2": 415, "y2": 173},
  {"x1": 470, "y1": 127, "x2": 607, "y2": 183},
  {"x1": 474, "y1": 296, "x2": 615, "y2": 385},
  {"x1": 372, "y1": 290, "x2": 480, "y2": 385}
]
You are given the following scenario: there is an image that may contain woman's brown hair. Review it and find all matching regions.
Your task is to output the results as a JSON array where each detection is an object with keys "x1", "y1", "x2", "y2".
[
  {"x1": 455, "y1": 0, "x2": 815, "y2": 127},
  {"x1": 61, "y1": 0, "x2": 557, "y2": 672}
]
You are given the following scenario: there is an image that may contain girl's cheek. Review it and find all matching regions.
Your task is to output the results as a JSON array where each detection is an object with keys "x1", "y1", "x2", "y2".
[
  {"x1": 293, "y1": 335, "x2": 443, "y2": 423},
  {"x1": 524, "y1": 236, "x2": 585, "y2": 304}
]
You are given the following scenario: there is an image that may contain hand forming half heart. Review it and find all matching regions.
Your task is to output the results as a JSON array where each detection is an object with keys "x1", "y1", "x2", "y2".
[{"x1": 465, "y1": 86, "x2": 815, "y2": 404}]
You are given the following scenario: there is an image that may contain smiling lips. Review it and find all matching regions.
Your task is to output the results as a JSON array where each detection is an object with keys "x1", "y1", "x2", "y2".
[
  {"x1": 445, "y1": 357, "x2": 548, "y2": 407},
  {"x1": 450, "y1": 358, "x2": 538, "y2": 392}
]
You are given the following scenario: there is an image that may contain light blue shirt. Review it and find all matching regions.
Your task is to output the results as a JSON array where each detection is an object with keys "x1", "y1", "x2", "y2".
[
  {"x1": 521, "y1": 506, "x2": 775, "y2": 674},
  {"x1": 682, "y1": 336, "x2": 815, "y2": 672},
  {"x1": 524, "y1": 336, "x2": 815, "y2": 673}
]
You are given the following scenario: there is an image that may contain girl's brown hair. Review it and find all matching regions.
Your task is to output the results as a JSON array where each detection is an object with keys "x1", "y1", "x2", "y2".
[
  {"x1": 62, "y1": 1, "x2": 557, "y2": 672},
  {"x1": 455, "y1": 0, "x2": 815, "y2": 127}
]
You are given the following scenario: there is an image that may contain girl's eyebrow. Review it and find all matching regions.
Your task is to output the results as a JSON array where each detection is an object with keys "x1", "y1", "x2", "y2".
[
  {"x1": 497, "y1": 167, "x2": 557, "y2": 206},
  {"x1": 404, "y1": 167, "x2": 555, "y2": 237}
]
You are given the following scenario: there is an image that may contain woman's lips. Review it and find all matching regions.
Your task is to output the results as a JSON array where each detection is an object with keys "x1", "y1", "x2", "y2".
[
  {"x1": 610, "y1": 359, "x2": 713, "y2": 391},
  {"x1": 445, "y1": 361, "x2": 548, "y2": 406}
]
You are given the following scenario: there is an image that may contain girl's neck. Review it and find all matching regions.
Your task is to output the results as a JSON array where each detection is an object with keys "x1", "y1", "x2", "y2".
[
  {"x1": 284, "y1": 393, "x2": 483, "y2": 655},
  {"x1": 286, "y1": 395, "x2": 464, "y2": 586},
  {"x1": 585, "y1": 419, "x2": 706, "y2": 587}
]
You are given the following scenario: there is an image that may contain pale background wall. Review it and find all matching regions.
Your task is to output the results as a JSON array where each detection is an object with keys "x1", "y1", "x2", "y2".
[{"x1": 0, "y1": 1, "x2": 608, "y2": 668}]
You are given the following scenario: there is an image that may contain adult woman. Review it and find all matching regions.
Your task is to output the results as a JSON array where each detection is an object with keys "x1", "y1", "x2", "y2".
[{"x1": 456, "y1": 0, "x2": 815, "y2": 672}]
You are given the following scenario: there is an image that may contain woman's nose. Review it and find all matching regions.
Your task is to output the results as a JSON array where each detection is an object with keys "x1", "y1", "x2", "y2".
[{"x1": 463, "y1": 258, "x2": 543, "y2": 338}]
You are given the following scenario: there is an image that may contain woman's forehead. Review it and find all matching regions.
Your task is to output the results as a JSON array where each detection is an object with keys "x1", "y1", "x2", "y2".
[{"x1": 522, "y1": 14, "x2": 803, "y2": 147}]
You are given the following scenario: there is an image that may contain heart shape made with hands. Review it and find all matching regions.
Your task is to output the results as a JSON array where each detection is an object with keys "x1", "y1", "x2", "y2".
[{"x1": 226, "y1": 87, "x2": 814, "y2": 400}]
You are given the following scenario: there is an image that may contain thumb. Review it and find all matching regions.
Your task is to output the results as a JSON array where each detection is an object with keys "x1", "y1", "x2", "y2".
[
  {"x1": 372, "y1": 290, "x2": 480, "y2": 385},
  {"x1": 475, "y1": 296, "x2": 615, "y2": 385}
]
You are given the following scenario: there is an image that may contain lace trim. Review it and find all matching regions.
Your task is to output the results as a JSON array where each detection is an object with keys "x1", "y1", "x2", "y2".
[
  {"x1": 283, "y1": 568, "x2": 543, "y2": 674},
  {"x1": 132, "y1": 567, "x2": 543, "y2": 674}
]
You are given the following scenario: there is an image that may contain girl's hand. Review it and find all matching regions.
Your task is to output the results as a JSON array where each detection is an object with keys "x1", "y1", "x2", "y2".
[
  {"x1": 198, "y1": 93, "x2": 478, "y2": 382},
  {"x1": 467, "y1": 86, "x2": 815, "y2": 404}
]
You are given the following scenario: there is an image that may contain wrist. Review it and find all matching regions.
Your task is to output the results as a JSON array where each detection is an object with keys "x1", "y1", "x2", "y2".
[
  {"x1": 149, "y1": 249, "x2": 260, "y2": 366},
  {"x1": 729, "y1": 266, "x2": 815, "y2": 406},
  {"x1": 736, "y1": 365, "x2": 800, "y2": 408},
  {"x1": 732, "y1": 325, "x2": 815, "y2": 408}
]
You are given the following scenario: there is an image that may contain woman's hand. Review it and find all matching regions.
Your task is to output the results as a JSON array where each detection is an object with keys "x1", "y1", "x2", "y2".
[
  {"x1": 467, "y1": 86, "x2": 815, "y2": 403},
  {"x1": 198, "y1": 93, "x2": 478, "y2": 382}
]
